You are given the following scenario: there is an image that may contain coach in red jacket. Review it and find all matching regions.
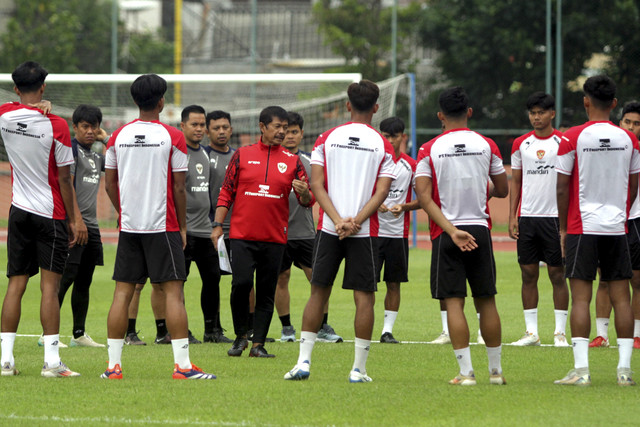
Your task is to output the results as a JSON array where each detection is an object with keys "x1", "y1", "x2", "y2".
[{"x1": 212, "y1": 106, "x2": 313, "y2": 358}]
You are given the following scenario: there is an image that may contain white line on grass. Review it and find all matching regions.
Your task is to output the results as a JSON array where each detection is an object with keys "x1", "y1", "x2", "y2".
[
  {"x1": 14, "y1": 335, "x2": 607, "y2": 347},
  {"x1": 0, "y1": 414, "x2": 269, "y2": 426}
]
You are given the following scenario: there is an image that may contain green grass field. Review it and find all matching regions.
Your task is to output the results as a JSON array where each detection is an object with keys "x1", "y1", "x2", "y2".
[{"x1": 2, "y1": 245, "x2": 639, "y2": 426}]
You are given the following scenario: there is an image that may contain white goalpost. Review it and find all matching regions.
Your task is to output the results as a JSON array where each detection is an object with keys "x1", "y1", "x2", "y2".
[{"x1": 0, "y1": 72, "x2": 415, "y2": 225}]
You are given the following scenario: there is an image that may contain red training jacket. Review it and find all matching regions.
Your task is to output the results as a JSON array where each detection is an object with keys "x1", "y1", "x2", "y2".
[{"x1": 217, "y1": 139, "x2": 314, "y2": 244}]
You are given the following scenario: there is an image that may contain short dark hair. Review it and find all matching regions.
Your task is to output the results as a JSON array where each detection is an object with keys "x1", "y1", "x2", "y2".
[
  {"x1": 287, "y1": 111, "x2": 304, "y2": 129},
  {"x1": 438, "y1": 86, "x2": 469, "y2": 118},
  {"x1": 130, "y1": 74, "x2": 167, "y2": 111},
  {"x1": 181, "y1": 105, "x2": 205, "y2": 122},
  {"x1": 259, "y1": 106, "x2": 288, "y2": 127},
  {"x1": 380, "y1": 117, "x2": 405, "y2": 135},
  {"x1": 347, "y1": 80, "x2": 379, "y2": 113},
  {"x1": 621, "y1": 101, "x2": 640, "y2": 119},
  {"x1": 72, "y1": 104, "x2": 102, "y2": 126},
  {"x1": 12, "y1": 61, "x2": 48, "y2": 93},
  {"x1": 206, "y1": 110, "x2": 231, "y2": 127},
  {"x1": 583, "y1": 75, "x2": 616, "y2": 110},
  {"x1": 526, "y1": 92, "x2": 555, "y2": 111}
]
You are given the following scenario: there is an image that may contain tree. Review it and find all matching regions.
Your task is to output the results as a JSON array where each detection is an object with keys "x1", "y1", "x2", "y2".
[
  {"x1": 417, "y1": 0, "x2": 640, "y2": 130},
  {"x1": 0, "y1": 0, "x2": 173, "y2": 75},
  {"x1": 0, "y1": 0, "x2": 112, "y2": 73},
  {"x1": 313, "y1": 0, "x2": 423, "y2": 81}
]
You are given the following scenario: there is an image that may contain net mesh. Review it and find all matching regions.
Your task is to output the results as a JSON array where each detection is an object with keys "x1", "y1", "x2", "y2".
[{"x1": 0, "y1": 73, "x2": 412, "y2": 223}]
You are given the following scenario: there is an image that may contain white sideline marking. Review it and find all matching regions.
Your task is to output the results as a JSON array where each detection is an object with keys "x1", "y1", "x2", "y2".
[
  {"x1": 16, "y1": 335, "x2": 604, "y2": 347},
  {"x1": 0, "y1": 414, "x2": 266, "y2": 426}
]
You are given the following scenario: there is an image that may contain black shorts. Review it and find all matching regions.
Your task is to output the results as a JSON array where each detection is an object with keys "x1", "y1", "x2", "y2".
[
  {"x1": 376, "y1": 237, "x2": 409, "y2": 283},
  {"x1": 517, "y1": 217, "x2": 562, "y2": 266},
  {"x1": 280, "y1": 238, "x2": 314, "y2": 273},
  {"x1": 564, "y1": 234, "x2": 632, "y2": 281},
  {"x1": 6, "y1": 206, "x2": 69, "y2": 277},
  {"x1": 113, "y1": 231, "x2": 186, "y2": 283},
  {"x1": 430, "y1": 225, "x2": 497, "y2": 299},
  {"x1": 310, "y1": 231, "x2": 378, "y2": 292},
  {"x1": 627, "y1": 218, "x2": 640, "y2": 270},
  {"x1": 67, "y1": 226, "x2": 104, "y2": 266}
]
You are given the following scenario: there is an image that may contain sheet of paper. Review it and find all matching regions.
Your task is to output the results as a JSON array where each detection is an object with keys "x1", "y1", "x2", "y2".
[{"x1": 217, "y1": 236, "x2": 232, "y2": 273}]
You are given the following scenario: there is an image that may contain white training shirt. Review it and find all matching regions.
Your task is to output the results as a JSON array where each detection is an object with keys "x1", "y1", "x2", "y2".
[
  {"x1": 105, "y1": 119, "x2": 188, "y2": 233},
  {"x1": 378, "y1": 152, "x2": 416, "y2": 238},
  {"x1": 511, "y1": 129, "x2": 562, "y2": 217},
  {"x1": 556, "y1": 121, "x2": 640, "y2": 235},
  {"x1": 415, "y1": 128, "x2": 505, "y2": 240},
  {"x1": 311, "y1": 122, "x2": 396, "y2": 238},
  {"x1": 0, "y1": 103, "x2": 73, "y2": 219}
]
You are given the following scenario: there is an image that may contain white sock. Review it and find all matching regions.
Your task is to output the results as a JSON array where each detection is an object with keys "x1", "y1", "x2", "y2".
[
  {"x1": 453, "y1": 347, "x2": 473, "y2": 376},
  {"x1": 441, "y1": 311, "x2": 449, "y2": 335},
  {"x1": 171, "y1": 338, "x2": 191, "y2": 370},
  {"x1": 617, "y1": 338, "x2": 633, "y2": 369},
  {"x1": 634, "y1": 319, "x2": 640, "y2": 338},
  {"x1": 595, "y1": 317, "x2": 609, "y2": 339},
  {"x1": 43, "y1": 334, "x2": 61, "y2": 367},
  {"x1": 554, "y1": 309, "x2": 568, "y2": 334},
  {"x1": 0, "y1": 332, "x2": 16, "y2": 366},
  {"x1": 107, "y1": 339, "x2": 124, "y2": 369},
  {"x1": 572, "y1": 337, "x2": 589, "y2": 369},
  {"x1": 382, "y1": 310, "x2": 398, "y2": 334},
  {"x1": 353, "y1": 338, "x2": 371, "y2": 373},
  {"x1": 477, "y1": 312, "x2": 482, "y2": 337},
  {"x1": 523, "y1": 308, "x2": 538, "y2": 335},
  {"x1": 486, "y1": 345, "x2": 502, "y2": 374},
  {"x1": 298, "y1": 331, "x2": 317, "y2": 366}
]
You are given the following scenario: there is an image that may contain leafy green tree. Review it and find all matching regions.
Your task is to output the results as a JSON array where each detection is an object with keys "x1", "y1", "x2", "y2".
[
  {"x1": 313, "y1": 0, "x2": 423, "y2": 81},
  {"x1": 0, "y1": 0, "x2": 173, "y2": 75},
  {"x1": 417, "y1": 0, "x2": 640, "y2": 130},
  {"x1": 120, "y1": 30, "x2": 174, "y2": 75},
  {"x1": 0, "y1": 0, "x2": 112, "y2": 73}
]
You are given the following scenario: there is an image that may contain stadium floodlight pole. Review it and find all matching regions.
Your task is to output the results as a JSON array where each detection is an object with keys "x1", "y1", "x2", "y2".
[
  {"x1": 391, "y1": 0, "x2": 397, "y2": 78},
  {"x1": 555, "y1": 0, "x2": 563, "y2": 128},
  {"x1": 111, "y1": 0, "x2": 118, "y2": 114},
  {"x1": 250, "y1": 0, "x2": 258, "y2": 140},
  {"x1": 408, "y1": 73, "x2": 418, "y2": 248},
  {"x1": 174, "y1": 0, "x2": 183, "y2": 105},
  {"x1": 545, "y1": 0, "x2": 552, "y2": 95}
]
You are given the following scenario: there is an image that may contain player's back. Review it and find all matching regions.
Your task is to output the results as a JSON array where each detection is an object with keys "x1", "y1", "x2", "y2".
[
  {"x1": 558, "y1": 121, "x2": 640, "y2": 234},
  {"x1": 0, "y1": 102, "x2": 72, "y2": 219},
  {"x1": 312, "y1": 122, "x2": 396, "y2": 236},
  {"x1": 106, "y1": 119, "x2": 187, "y2": 233},
  {"x1": 422, "y1": 129, "x2": 503, "y2": 226}
]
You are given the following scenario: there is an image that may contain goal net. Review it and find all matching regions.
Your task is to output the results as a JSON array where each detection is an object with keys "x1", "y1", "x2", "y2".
[{"x1": 0, "y1": 73, "x2": 413, "y2": 224}]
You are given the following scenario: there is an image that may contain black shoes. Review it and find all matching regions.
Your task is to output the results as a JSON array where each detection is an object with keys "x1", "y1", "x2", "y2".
[
  {"x1": 380, "y1": 332, "x2": 399, "y2": 344},
  {"x1": 249, "y1": 344, "x2": 275, "y2": 358},
  {"x1": 227, "y1": 337, "x2": 249, "y2": 356},
  {"x1": 203, "y1": 328, "x2": 233, "y2": 343},
  {"x1": 154, "y1": 331, "x2": 201, "y2": 344},
  {"x1": 188, "y1": 330, "x2": 202, "y2": 344},
  {"x1": 248, "y1": 329, "x2": 275, "y2": 343},
  {"x1": 124, "y1": 331, "x2": 147, "y2": 345},
  {"x1": 154, "y1": 333, "x2": 171, "y2": 344}
]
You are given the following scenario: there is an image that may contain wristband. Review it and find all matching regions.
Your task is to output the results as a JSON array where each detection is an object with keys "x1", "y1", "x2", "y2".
[{"x1": 212, "y1": 222, "x2": 223, "y2": 228}]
